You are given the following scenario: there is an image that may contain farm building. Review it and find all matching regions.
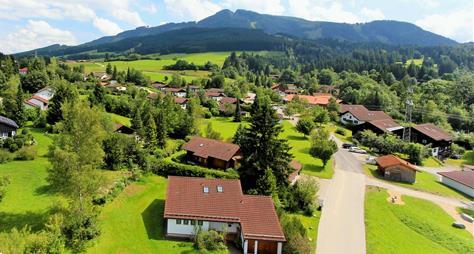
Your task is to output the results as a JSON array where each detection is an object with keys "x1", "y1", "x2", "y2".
[
  {"x1": 164, "y1": 176, "x2": 286, "y2": 254},
  {"x1": 183, "y1": 136, "x2": 241, "y2": 169},
  {"x1": 375, "y1": 155, "x2": 418, "y2": 183},
  {"x1": 24, "y1": 86, "x2": 54, "y2": 110},
  {"x1": 396, "y1": 123, "x2": 453, "y2": 158},
  {"x1": 0, "y1": 116, "x2": 19, "y2": 139},
  {"x1": 438, "y1": 171, "x2": 474, "y2": 198}
]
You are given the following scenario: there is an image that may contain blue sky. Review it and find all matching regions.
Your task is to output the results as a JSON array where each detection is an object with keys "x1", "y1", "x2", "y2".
[{"x1": 0, "y1": 0, "x2": 472, "y2": 53}]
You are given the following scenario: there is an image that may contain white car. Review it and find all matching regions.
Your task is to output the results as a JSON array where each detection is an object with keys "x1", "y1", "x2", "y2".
[
  {"x1": 366, "y1": 156, "x2": 377, "y2": 165},
  {"x1": 349, "y1": 146, "x2": 367, "y2": 154}
]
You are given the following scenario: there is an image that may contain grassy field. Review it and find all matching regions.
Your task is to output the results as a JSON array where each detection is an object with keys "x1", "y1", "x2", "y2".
[
  {"x1": 365, "y1": 187, "x2": 473, "y2": 254},
  {"x1": 106, "y1": 112, "x2": 131, "y2": 127},
  {"x1": 291, "y1": 212, "x2": 320, "y2": 252},
  {"x1": 201, "y1": 118, "x2": 334, "y2": 179},
  {"x1": 364, "y1": 165, "x2": 469, "y2": 200},
  {"x1": 446, "y1": 150, "x2": 474, "y2": 167},
  {"x1": 422, "y1": 156, "x2": 443, "y2": 167}
]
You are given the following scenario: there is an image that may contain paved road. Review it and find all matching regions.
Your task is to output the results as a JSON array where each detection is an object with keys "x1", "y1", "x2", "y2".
[{"x1": 316, "y1": 144, "x2": 367, "y2": 254}]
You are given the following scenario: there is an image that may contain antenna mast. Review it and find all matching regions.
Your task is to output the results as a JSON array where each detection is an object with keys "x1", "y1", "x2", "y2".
[{"x1": 402, "y1": 78, "x2": 415, "y2": 142}]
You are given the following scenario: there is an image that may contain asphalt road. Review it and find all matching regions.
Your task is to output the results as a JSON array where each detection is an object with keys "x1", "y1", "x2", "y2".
[{"x1": 316, "y1": 144, "x2": 367, "y2": 254}]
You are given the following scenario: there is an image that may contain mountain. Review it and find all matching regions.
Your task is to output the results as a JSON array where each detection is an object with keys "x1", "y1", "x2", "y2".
[{"x1": 16, "y1": 9, "x2": 457, "y2": 57}]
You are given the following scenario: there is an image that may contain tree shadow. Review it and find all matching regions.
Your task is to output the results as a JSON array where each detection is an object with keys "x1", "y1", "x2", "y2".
[
  {"x1": 35, "y1": 184, "x2": 60, "y2": 195},
  {"x1": 141, "y1": 199, "x2": 165, "y2": 240},
  {"x1": 0, "y1": 210, "x2": 50, "y2": 233}
]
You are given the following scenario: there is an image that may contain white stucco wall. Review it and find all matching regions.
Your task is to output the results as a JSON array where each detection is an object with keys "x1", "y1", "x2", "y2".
[
  {"x1": 167, "y1": 219, "x2": 210, "y2": 236},
  {"x1": 440, "y1": 177, "x2": 474, "y2": 197},
  {"x1": 340, "y1": 112, "x2": 364, "y2": 125},
  {"x1": 209, "y1": 221, "x2": 239, "y2": 233}
]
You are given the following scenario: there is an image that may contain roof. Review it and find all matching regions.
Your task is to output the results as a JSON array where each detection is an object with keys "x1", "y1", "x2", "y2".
[
  {"x1": 152, "y1": 83, "x2": 167, "y2": 89},
  {"x1": 29, "y1": 95, "x2": 49, "y2": 104},
  {"x1": 375, "y1": 155, "x2": 418, "y2": 171},
  {"x1": 164, "y1": 87, "x2": 186, "y2": 93},
  {"x1": 339, "y1": 104, "x2": 391, "y2": 122},
  {"x1": 174, "y1": 97, "x2": 188, "y2": 104},
  {"x1": 219, "y1": 97, "x2": 238, "y2": 105},
  {"x1": 205, "y1": 91, "x2": 226, "y2": 97},
  {"x1": 19, "y1": 67, "x2": 28, "y2": 72},
  {"x1": 284, "y1": 93, "x2": 340, "y2": 106},
  {"x1": 412, "y1": 123, "x2": 453, "y2": 142},
  {"x1": 183, "y1": 136, "x2": 240, "y2": 161},
  {"x1": 366, "y1": 118, "x2": 403, "y2": 133},
  {"x1": 0, "y1": 116, "x2": 19, "y2": 128},
  {"x1": 438, "y1": 171, "x2": 474, "y2": 189},
  {"x1": 288, "y1": 160, "x2": 302, "y2": 182},
  {"x1": 164, "y1": 176, "x2": 285, "y2": 242}
]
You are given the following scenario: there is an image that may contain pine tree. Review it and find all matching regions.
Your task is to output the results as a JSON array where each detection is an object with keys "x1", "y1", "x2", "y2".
[
  {"x1": 112, "y1": 66, "x2": 118, "y2": 80},
  {"x1": 145, "y1": 114, "x2": 157, "y2": 149},
  {"x1": 156, "y1": 110, "x2": 167, "y2": 148},
  {"x1": 14, "y1": 84, "x2": 26, "y2": 127},
  {"x1": 131, "y1": 106, "x2": 144, "y2": 138},
  {"x1": 233, "y1": 99, "x2": 242, "y2": 122},
  {"x1": 106, "y1": 63, "x2": 112, "y2": 75}
]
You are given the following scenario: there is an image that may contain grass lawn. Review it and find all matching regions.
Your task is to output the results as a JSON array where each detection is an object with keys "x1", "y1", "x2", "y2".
[
  {"x1": 365, "y1": 187, "x2": 473, "y2": 254},
  {"x1": 364, "y1": 165, "x2": 470, "y2": 200},
  {"x1": 290, "y1": 212, "x2": 321, "y2": 252},
  {"x1": 200, "y1": 118, "x2": 334, "y2": 179},
  {"x1": 88, "y1": 175, "x2": 226, "y2": 254},
  {"x1": 106, "y1": 112, "x2": 131, "y2": 127},
  {"x1": 446, "y1": 150, "x2": 474, "y2": 167},
  {"x1": 422, "y1": 156, "x2": 443, "y2": 167}
]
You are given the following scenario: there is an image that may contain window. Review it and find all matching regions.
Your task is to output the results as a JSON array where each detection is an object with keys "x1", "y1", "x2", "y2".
[
  {"x1": 191, "y1": 220, "x2": 196, "y2": 225},
  {"x1": 228, "y1": 223, "x2": 232, "y2": 228},
  {"x1": 184, "y1": 220, "x2": 189, "y2": 225},
  {"x1": 203, "y1": 186, "x2": 209, "y2": 193},
  {"x1": 217, "y1": 185, "x2": 223, "y2": 193},
  {"x1": 198, "y1": 220, "x2": 203, "y2": 226},
  {"x1": 176, "y1": 219, "x2": 182, "y2": 225}
]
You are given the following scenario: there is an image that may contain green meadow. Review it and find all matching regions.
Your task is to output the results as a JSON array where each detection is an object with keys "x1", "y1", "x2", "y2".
[{"x1": 365, "y1": 187, "x2": 473, "y2": 254}]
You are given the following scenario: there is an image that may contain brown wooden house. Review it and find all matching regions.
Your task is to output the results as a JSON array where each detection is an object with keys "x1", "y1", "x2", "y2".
[
  {"x1": 375, "y1": 155, "x2": 418, "y2": 183},
  {"x1": 183, "y1": 137, "x2": 241, "y2": 169}
]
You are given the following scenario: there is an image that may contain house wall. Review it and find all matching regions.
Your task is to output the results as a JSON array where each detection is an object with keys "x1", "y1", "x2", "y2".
[
  {"x1": 166, "y1": 219, "x2": 209, "y2": 236},
  {"x1": 0, "y1": 123, "x2": 16, "y2": 138},
  {"x1": 174, "y1": 92, "x2": 187, "y2": 98},
  {"x1": 340, "y1": 112, "x2": 364, "y2": 125},
  {"x1": 209, "y1": 157, "x2": 229, "y2": 169},
  {"x1": 209, "y1": 222, "x2": 239, "y2": 233},
  {"x1": 440, "y1": 177, "x2": 474, "y2": 197},
  {"x1": 383, "y1": 165, "x2": 416, "y2": 183}
]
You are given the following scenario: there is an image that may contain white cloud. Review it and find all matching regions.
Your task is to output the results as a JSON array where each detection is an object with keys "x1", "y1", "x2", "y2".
[
  {"x1": 164, "y1": 0, "x2": 222, "y2": 21},
  {"x1": 93, "y1": 17, "x2": 123, "y2": 36},
  {"x1": 417, "y1": 0, "x2": 440, "y2": 8},
  {"x1": 288, "y1": 0, "x2": 360, "y2": 23},
  {"x1": 222, "y1": 0, "x2": 285, "y2": 15},
  {"x1": 0, "y1": 0, "x2": 62, "y2": 20},
  {"x1": 113, "y1": 9, "x2": 146, "y2": 27},
  {"x1": 416, "y1": 8, "x2": 473, "y2": 42},
  {"x1": 361, "y1": 7, "x2": 385, "y2": 21},
  {"x1": 0, "y1": 20, "x2": 77, "y2": 53}
]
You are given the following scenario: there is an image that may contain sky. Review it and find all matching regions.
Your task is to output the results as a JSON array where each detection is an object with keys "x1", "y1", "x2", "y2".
[{"x1": 0, "y1": 0, "x2": 472, "y2": 54}]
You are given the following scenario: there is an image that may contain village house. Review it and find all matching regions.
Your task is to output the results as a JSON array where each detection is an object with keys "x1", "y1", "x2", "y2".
[
  {"x1": 164, "y1": 176, "x2": 286, "y2": 254},
  {"x1": 152, "y1": 82, "x2": 168, "y2": 91},
  {"x1": 19, "y1": 67, "x2": 28, "y2": 75},
  {"x1": 283, "y1": 93, "x2": 340, "y2": 107},
  {"x1": 183, "y1": 136, "x2": 241, "y2": 169},
  {"x1": 174, "y1": 97, "x2": 188, "y2": 110},
  {"x1": 91, "y1": 72, "x2": 111, "y2": 81},
  {"x1": 438, "y1": 171, "x2": 474, "y2": 198},
  {"x1": 24, "y1": 86, "x2": 54, "y2": 110},
  {"x1": 271, "y1": 84, "x2": 299, "y2": 97},
  {"x1": 218, "y1": 97, "x2": 239, "y2": 113},
  {"x1": 339, "y1": 104, "x2": 391, "y2": 126},
  {"x1": 400, "y1": 123, "x2": 453, "y2": 158},
  {"x1": 205, "y1": 88, "x2": 227, "y2": 101},
  {"x1": 352, "y1": 118, "x2": 404, "y2": 135},
  {"x1": 375, "y1": 155, "x2": 418, "y2": 183},
  {"x1": 0, "y1": 116, "x2": 18, "y2": 139},
  {"x1": 164, "y1": 87, "x2": 187, "y2": 98}
]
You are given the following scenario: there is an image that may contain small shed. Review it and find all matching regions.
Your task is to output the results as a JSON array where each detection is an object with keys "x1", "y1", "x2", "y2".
[{"x1": 375, "y1": 155, "x2": 418, "y2": 183}]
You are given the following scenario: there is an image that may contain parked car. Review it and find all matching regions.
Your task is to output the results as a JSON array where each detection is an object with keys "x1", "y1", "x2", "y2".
[
  {"x1": 366, "y1": 156, "x2": 377, "y2": 165},
  {"x1": 452, "y1": 222, "x2": 466, "y2": 229},
  {"x1": 342, "y1": 143, "x2": 355, "y2": 149},
  {"x1": 349, "y1": 146, "x2": 367, "y2": 154}
]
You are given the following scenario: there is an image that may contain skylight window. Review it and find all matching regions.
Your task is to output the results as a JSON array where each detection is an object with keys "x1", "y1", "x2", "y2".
[
  {"x1": 203, "y1": 186, "x2": 209, "y2": 193},
  {"x1": 217, "y1": 185, "x2": 223, "y2": 192}
]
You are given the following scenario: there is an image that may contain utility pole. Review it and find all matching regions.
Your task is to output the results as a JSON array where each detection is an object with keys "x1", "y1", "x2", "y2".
[{"x1": 402, "y1": 78, "x2": 415, "y2": 142}]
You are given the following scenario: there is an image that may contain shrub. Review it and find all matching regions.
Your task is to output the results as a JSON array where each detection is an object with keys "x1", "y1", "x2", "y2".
[
  {"x1": 151, "y1": 159, "x2": 239, "y2": 179},
  {"x1": 0, "y1": 149, "x2": 13, "y2": 164},
  {"x1": 194, "y1": 229, "x2": 227, "y2": 252},
  {"x1": 280, "y1": 214, "x2": 311, "y2": 254},
  {"x1": 293, "y1": 177, "x2": 319, "y2": 215},
  {"x1": 0, "y1": 176, "x2": 11, "y2": 202},
  {"x1": 335, "y1": 127, "x2": 346, "y2": 136},
  {"x1": 15, "y1": 146, "x2": 37, "y2": 161}
]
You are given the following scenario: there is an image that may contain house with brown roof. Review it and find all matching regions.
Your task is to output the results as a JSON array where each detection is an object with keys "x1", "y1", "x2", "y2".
[
  {"x1": 339, "y1": 104, "x2": 391, "y2": 125},
  {"x1": 438, "y1": 171, "x2": 474, "y2": 197},
  {"x1": 353, "y1": 118, "x2": 403, "y2": 135},
  {"x1": 164, "y1": 87, "x2": 187, "y2": 98},
  {"x1": 24, "y1": 86, "x2": 54, "y2": 110},
  {"x1": 205, "y1": 88, "x2": 227, "y2": 101},
  {"x1": 183, "y1": 137, "x2": 241, "y2": 169},
  {"x1": 174, "y1": 97, "x2": 188, "y2": 109},
  {"x1": 375, "y1": 155, "x2": 418, "y2": 183},
  {"x1": 164, "y1": 176, "x2": 286, "y2": 254},
  {"x1": 91, "y1": 72, "x2": 111, "y2": 81},
  {"x1": 284, "y1": 93, "x2": 340, "y2": 107},
  {"x1": 19, "y1": 67, "x2": 28, "y2": 75},
  {"x1": 402, "y1": 123, "x2": 453, "y2": 158}
]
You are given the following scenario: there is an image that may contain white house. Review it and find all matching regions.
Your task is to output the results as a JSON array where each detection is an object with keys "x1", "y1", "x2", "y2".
[
  {"x1": 164, "y1": 176, "x2": 286, "y2": 254},
  {"x1": 438, "y1": 171, "x2": 474, "y2": 198},
  {"x1": 24, "y1": 87, "x2": 54, "y2": 110},
  {"x1": 339, "y1": 104, "x2": 391, "y2": 125}
]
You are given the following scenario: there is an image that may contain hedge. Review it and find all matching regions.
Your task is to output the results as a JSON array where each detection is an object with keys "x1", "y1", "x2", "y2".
[{"x1": 150, "y1": 159, "x2": 239, "y2": 179}]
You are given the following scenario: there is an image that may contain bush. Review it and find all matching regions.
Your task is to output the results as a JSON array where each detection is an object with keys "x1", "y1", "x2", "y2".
[
  {"x1": 0, "y1": 176, "x2": 11, "y2": 202},
  {"x1": 15, "y1": 146, "x2": 37, "y2": 161},
  {"x1": 293, "y1": 177, "x2": 319, "y2": 215},
  {"x1": 194, "y1": 229, "x2": 227, "y2": 252},
  {"x1": 0, "y1": 149, "x2": 13, "y2": 164},
  {"x1": 280, "y1": 214, "x2": 311, "y2": 254},
  {"x1": 150, "y1": 159, "x2": 239, "y2": 179},
  {"x1": 335, "y1": 127, "x2": 346, "y2": 136}
]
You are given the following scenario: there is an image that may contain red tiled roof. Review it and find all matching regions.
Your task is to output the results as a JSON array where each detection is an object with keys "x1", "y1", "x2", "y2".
[
  {"x1": 339, "y1": 104, "x2": 390, "y2": 122},
  {"x1": 438, "y1": 171, "x2": 474, "y2": 188},
  {"x1": 367, "y1": 118, "x2": 403, "y2": 133},
  {"x1": 219, "y1": 97, "x2": 238, "y2": 105},
  {"x1": 284, "y1": 93, "x2": 340, "y2": 106},
  {"x1": 164, "y1": 176, "x2": 285, "y2": 242},
  {"x1": 183, "y1": 136, "x2": 240, "y2": 162},
  {"x1": 412, "y1": 123, "x2": 452, "y2": 141},
  {"x1": 174, "y1": 97, "x2": 188, "y2": 104},
  {"x1": 288, "y1": 160, "x2": 302, "y2": 182},
  {"x1": 375, "y1": 155, "x2": 418, "y2": 171}
]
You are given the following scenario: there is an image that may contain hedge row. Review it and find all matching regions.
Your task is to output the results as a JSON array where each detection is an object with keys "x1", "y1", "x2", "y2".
[{"x1": 150, "y1": 159, "x2": 239, "y2": 179}]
